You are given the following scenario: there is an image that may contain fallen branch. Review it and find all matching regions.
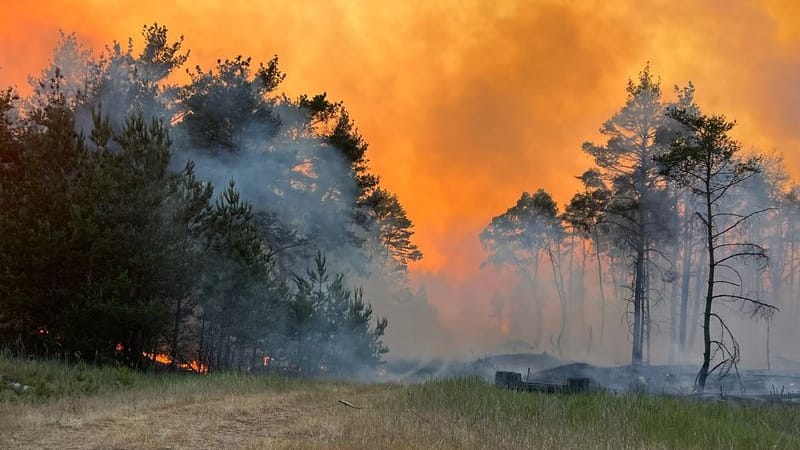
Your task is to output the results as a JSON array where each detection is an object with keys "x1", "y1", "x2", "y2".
[{"x1": 337, "y1": 399, "x2": 363, "y2": 409}]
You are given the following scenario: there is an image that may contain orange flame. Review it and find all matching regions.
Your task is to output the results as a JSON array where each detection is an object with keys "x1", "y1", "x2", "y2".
[
  {"x1": 181, "y1": 360, "x2": 208, "y2": 374},
  {"x1": 143, "y1": 351, "x2": 172, "y2": 365},
  {"x1": 142, "y1": 351, "x2": 208, "y2": 374}
]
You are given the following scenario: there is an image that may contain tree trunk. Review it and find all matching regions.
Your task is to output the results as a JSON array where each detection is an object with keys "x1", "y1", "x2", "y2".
[
  {"x1": 631, "y1": 239, "x2": 645, "y2": 365},
  {"x1": 669, "y1": 269, "x2": 679, "y2": 364},
  {"x1": 789, "y1": 236, "x2": 797, "y2": 321},
  {"x1": 644, "y1": 262, "x2": 652, "y2": 364},
  {"x1": 577, "y1": 241, "x2": 587, "y2": 343},
  {"x1": 679, "y1": 195, "x2": 693, "y2": 352},
  {"x1": 688, "y1": 252, "x2": 707, "y2": 351},
  {"x1": 198, "y1": 317, "x2": 206, "y2": 370},
  {"x1": 610, "y1": 257, "x2": 622, "y2": 305},
  {"x1": 766, "y1": 317, "x2": 771, "y2": 371},
  {"x1": 547, "y1": 240, "x2": 569, "y2": 355},
  {"x1": 251, "y1": 347, "x2": 259, "y2": 371},
  {"x1": 593, "y1": 234, "x2": 607, "y2": 346},
  {"x1": 696, "y1": 181, "x2": 715, "y2": 392},
  {"x1": 568, "y1": 232, "x2": 576, "y2": 309},
  {"x1": 171, "y1": 297, "x2": 182, "y2": 368},
  {"x1": 524, "y1": 260, "x2": 542, "y2": 347}
]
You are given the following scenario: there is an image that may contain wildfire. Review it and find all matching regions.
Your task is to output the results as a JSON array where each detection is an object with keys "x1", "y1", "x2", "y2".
[
  {"x1": 143, "y1": 351, "x2": 172, "y2": 365},
  {"x1": 143, "y1": 352, "x2": 209, "y2": 373},
  {"x1": 179, "y1": 359, "x2": 208, "y2": 374},
  {"x1": 135, "y1": 349, "x2": 209, "y2": 374}
]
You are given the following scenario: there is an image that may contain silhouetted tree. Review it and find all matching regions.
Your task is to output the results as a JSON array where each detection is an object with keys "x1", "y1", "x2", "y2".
[
  {"x1": 563, "y1": 170, "x2": 611, "y2": 343},
  {"x1": 0, "y1": 80, "x2": 86, "y2": 353},
  {"x1": 481, "y1": 189, "x2": 568, "y2": 352},
  {"x1": 177, "y1": 55, "x2": 283, "y2": 154},
  {"x1": 658, "y1": 108, "x2": 774, "y2": 391},
  {"x1": 0, "y1": 24, "x2": 416, "y2": 375},
  {"x1": 361, "y1": 188, "x2": 423, "y2": 279},
  {"x1": 582, "y1": 66, "x2": 682, "y2": 364}
]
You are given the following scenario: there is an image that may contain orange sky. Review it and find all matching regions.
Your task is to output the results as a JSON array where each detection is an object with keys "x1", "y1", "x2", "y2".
[{"x1": 2, "y1": 0, "x2": 800, "y2": 348}]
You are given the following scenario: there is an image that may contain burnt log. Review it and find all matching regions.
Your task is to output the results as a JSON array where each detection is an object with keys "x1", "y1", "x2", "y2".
[
  {"x1": 495, "y1": 371, "x2": 522, "y2": 390},
  {"x1": 567, "y1": 377, "x2": 591, "y2": 392}
]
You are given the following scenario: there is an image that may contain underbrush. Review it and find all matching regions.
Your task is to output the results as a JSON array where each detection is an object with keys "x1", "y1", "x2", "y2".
[{"x1": 0, "y1": 353, "x2": 319, "y2": 403}]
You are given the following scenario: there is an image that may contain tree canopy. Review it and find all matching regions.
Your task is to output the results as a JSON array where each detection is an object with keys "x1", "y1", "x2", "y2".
[{"x1": 0, "y1": 24, "x2": 421, "y2": 376}]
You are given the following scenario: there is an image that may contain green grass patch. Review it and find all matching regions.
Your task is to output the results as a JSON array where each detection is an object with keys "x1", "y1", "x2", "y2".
[
  {"x1": 0, "y1": 353, "x2": 320, "y2": 403},
  {"x1": 396, "y1": 377, "x2": 800, "y2": 449},
  {"x1": 0, "y1": 353, "x2": 140, "y2": 401}
]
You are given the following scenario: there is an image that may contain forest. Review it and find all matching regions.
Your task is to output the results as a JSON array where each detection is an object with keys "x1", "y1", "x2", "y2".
[
  {"x1": 481, "y1": 67, "x2": 796, "y2": 390},
  {"x1": 0, "y1": 25, "x2": 422, "y2": 375},
  {"x1": 2, "y1": 24, "x2": 799, "y2": 393}
]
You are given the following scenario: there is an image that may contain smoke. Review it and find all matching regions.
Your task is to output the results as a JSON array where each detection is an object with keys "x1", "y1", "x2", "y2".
[
  {"x1": 4, "y1": 2, "x2": 800, "y2": 375},
  {"x1": 169, "y1": 103, "x2": 457, "y2": 361},
  {"x1": 9, "y1": 29, "x2": 456, "y2": 371}
]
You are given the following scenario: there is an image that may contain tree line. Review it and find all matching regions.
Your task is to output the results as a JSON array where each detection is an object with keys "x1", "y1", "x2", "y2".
[
  {"x1": 0, "y1": 24, "x2": 422, "y2": 376},
  {"x1": 482, "y1": 66, "x2": 793, "y2": 391}
]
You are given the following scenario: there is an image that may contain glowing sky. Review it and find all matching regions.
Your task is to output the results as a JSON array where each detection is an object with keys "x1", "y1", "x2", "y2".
[{"x1": 2, "y1": 0, "x2": 799, "y2": 346}]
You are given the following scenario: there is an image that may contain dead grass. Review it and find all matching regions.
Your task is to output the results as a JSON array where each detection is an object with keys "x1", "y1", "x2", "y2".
[
  {"x1": 3, "y1": 380, "x2": 315, "y2": 448},
  {"x1": 1, "y1": 358, "x2": 799, "y2": 449}
]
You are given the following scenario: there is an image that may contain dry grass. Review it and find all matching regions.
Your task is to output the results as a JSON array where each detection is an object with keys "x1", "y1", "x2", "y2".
[{"x1": 1, "y1": 357, "x2": 799, "y2": 449}]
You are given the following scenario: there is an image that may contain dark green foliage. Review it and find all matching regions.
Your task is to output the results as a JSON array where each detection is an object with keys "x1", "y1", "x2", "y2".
[
  {"x1": 0, "y1": 84, "x2": 86, "y2": 351},
  {"x1": 177, "y1": 55, "x2": 283, "y2": 154},
  {"x1": 361, "y1": 188, "x2": 423, "y2": 279},
  {"x1": 325, "y1": 108, "x2": 380, "y2": 196},
  {"x1": 285, "y1": 253, "x2": 388, "y2": 375},
  {"x1": 563, "y1": 171, "x2": 610, "y2": 240},
  {"x1": 0, "y1": 24, "x2": 413, "y2": 376},
  {"x1": 197, "y1": 181, "x2": 276, "y2": 371},
  {"x1": 0, "y1": 87, "x2": 18, "y2": 164},
  {"x1": 172, "y1": 50, "x2": 419, "y2": 280}
]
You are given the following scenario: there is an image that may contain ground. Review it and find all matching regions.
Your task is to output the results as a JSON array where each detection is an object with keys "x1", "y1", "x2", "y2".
[{"x1": 1, "y1": 356, "x2": 799, "y2": 449}]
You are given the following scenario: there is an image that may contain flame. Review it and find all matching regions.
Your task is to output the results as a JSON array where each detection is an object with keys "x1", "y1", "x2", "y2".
[
  {"x1": 143, "y1": 351, "x2": 172, "y2": 365},
  {"x1": 180, "y1": 359, "x2": 208, "y2": 374},
  {"x1": 141, "y1": 351, "x2": 208, "y2": 374}
]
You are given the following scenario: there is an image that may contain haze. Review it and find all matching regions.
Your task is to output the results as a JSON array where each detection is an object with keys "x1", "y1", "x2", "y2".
[{"x1": 2, "y1": 0, "x2": 799, "y2": 356}]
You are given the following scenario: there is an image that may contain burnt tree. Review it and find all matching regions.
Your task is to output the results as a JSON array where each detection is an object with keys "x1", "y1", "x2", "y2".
[{"x1": 658, "y1": 109, "x2": 775, "y2": 391}]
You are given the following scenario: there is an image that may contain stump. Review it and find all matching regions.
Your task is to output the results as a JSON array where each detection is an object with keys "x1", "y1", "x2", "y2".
[
  {"x1": 495, "y1": 371, "x2": 522, "y2": 390},
  {"x1": 566, "y1": 377, "x2": 591, "y2": 392}
]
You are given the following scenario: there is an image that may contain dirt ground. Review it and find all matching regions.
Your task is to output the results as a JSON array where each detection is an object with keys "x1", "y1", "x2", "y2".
[{"x1": 0, "y1": 383, "x2": 386, "y2": 449}]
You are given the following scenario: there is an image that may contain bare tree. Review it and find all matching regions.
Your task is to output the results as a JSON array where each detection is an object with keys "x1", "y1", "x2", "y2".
[{"x1": 658, "y1": 109, "x2": 776, "y2": 391}]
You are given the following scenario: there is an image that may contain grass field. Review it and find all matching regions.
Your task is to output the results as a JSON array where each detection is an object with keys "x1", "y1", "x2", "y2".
[{"x1": 1, "y1": 354, "x2": 799, "y2": 449}]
